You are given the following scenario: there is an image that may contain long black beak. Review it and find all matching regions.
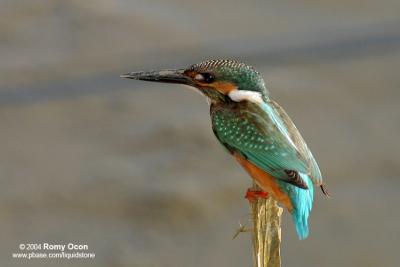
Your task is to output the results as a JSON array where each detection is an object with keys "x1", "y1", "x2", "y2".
[{"x1": 120, "y1": 69, "x2": 193, "y2": 85}]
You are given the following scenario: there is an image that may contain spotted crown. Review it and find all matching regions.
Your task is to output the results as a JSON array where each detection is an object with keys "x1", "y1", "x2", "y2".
[{"x1": 189, "y1": 59, "x2": 258, "y2": 74}]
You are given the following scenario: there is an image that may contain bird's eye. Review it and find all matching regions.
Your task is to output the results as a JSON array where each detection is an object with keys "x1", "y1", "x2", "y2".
[{"x1": 195, "y1": 73, "x2": 215, "y2": 83}]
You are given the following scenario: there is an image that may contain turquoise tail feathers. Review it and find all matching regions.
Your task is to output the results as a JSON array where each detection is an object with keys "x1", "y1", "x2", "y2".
[
  {"x1": 278, "y1": 173, "x2": 314, "y2": 240},
  {"x1": 291, "y1": 173, "x2": 314, "y2": 239}
]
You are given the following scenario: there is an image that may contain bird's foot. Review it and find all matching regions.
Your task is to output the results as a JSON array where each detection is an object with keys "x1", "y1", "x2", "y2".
[
  {"x1": 232, "y1": 222, "x2": 252, "y2": 239},
  {"x1": 245, "y1": 188, "x2": 269, "y2": 202}
]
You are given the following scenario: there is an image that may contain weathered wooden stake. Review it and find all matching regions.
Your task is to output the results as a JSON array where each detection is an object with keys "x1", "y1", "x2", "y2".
[{"x1": 248, "y1": 182, "x2": 283, "y2": 267}]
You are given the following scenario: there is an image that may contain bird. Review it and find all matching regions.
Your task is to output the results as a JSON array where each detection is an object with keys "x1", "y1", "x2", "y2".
[{"x1": 121, "y1": 59, "x2": 328, "y2": 239}]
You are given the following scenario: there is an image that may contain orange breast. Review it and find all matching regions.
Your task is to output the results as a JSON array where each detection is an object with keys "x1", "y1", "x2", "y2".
[{"x1": 234, "y1": 153, "x2": 293, "y2": 211}]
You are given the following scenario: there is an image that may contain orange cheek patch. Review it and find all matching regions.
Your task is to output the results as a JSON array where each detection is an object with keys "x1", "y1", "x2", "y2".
[
  {"x1": 209, "y1": 81, "x2": 237, "y2": 94},
  {"x1": 194, "y1": 80, "x2": 237, "y2": 94},
  {"x1": 234, "y1": 153, "x2": 294, "y2": 211}
]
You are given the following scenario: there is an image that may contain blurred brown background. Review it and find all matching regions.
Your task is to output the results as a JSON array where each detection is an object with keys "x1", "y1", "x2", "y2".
[{"x1": 1, "y1": 1, "x2": 399, "y2": 266}]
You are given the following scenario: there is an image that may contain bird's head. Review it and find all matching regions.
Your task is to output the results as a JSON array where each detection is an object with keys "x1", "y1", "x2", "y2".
[{"x1": 121, "y1": 59, "x2": 268, "y2": 104}]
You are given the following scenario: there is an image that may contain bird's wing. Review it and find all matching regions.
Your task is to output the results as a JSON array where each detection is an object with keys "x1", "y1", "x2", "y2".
[
  {"x1": 211, "y1": 101, "x2": 322, "y2": 188},
  {"x1": 269, "y1": 100, "x2": 323, "y2": 185}
]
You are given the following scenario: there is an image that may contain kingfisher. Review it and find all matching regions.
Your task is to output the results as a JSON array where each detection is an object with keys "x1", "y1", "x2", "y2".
[{"x1": 121, "y1": 59, "x2": 328, "y2": 239}]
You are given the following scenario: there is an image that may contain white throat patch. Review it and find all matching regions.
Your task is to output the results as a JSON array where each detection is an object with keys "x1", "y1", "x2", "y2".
[{"x1": 228, "y1": 89, "x2": 263, "y2": 104}]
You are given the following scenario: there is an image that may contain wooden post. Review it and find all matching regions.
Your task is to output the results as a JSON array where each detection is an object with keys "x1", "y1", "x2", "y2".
[{"x1": 248, "y1": 182, "x2": 283, "y2": 267}]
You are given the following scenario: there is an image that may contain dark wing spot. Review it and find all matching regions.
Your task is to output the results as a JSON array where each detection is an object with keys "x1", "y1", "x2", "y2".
[{"x1": 284, "y1": 170, "x2": 309, "y2": 189}]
